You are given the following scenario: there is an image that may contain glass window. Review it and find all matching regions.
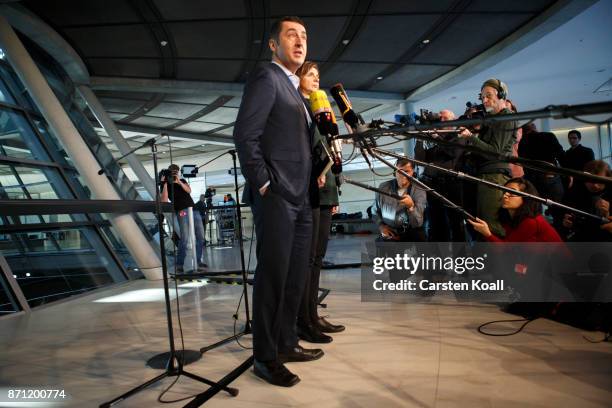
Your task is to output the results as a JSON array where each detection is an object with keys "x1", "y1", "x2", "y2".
[
  {"x1": 0, "y1": 63, "x2": 39, "y2": 113},
  {"x1": 18, "y1": 214, "x2": 73, "y2": 224},
  {"x1": 0, "y1": 272, "x2": 20, "y2": 315},
  {"x1": 32, "y1": 119, "x2": 73, "y2": 166},
  {"x1": 0, "y1": 163, "x2": 71, "y2": 200},
  {"x1": 0, "y1": 77, "x2": 16, "y2": 104},
  {"x1": 0, "y1": 227, "x2": 126, "y2": 308},
  {"x1": 0, "y1": 109, "x2": 50, "y2": 160}
]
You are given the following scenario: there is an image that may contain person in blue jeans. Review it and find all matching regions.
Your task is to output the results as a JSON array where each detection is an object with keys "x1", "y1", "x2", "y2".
[{"x1": 161, "y1": 164, "x2": 205, "y2": 272}]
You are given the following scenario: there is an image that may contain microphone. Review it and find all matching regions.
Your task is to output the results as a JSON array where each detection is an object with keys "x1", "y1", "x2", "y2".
[
  {"x1": 309, "y1": 90, "x2": 343, "y2": 175},
  {"x1": 309, "y1": 89, "x2": 339, "y2": 136},
  {"x1": 329, "y1": 84, "x2": 373, "y2": 171},
  {"x1": 329, "y1": 83, "x2": 367, "y2": 134}
]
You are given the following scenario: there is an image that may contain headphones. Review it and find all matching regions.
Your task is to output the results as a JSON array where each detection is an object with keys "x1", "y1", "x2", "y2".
[{"x1": 481, "y1": 78, "x2": 507, "y2": 100}]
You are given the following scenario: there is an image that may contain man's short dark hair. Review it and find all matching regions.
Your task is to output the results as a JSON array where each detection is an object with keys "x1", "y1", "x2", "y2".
[
  {"x1": 168, "y1": 164, "x2": 180, "y2": 171},
  {"x1": 568, "y1": 129, "x2": 582, "y2": 140},
  {"x1": 395, "y1": 158, "x2": 414, "y2": 169},
  {"x1": 270, "y1": 16, "x2": 306, "y2": 42}
]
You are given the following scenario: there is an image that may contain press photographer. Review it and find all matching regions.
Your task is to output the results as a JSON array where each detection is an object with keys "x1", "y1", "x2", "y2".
[
  {"x1": 373, "y1": 158, "x2": 427, "y2": 242},
  {"x1": 160, "y1": 164, "x2": 206, "y2": 272},
  {"x1": 459, "y1": 78, "x2": 517, "y2": 238}
]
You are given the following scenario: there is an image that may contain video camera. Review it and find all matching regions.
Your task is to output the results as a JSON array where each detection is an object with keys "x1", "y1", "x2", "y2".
[
  {"x1": 459, "y1": 101, "x2": 486, "y2": 120},
  {"x1": 159, "y1": 166, "x2": 180, "y2": 184},
  {"x1": 393, "y1": 110, "x2": 442, "y2": 126},
  {"x1": 204, "y1": 187, "x2": 216, "y2": 207},
  {"x1": 457, "y1": 101, "x2": 487, "y2": 133}
]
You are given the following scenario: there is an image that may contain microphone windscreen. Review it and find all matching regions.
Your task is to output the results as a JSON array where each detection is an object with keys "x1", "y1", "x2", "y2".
[
  {"x1": 309, "y1": 90, "x2": 332, "y2": 116},
  {"x1": 330, "y1": 83, "x2": 352, "y2": 115}
]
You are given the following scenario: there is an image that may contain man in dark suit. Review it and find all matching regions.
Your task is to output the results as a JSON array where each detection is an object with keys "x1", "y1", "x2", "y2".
[
  {"x1": 561, "y1": 129, "x2": 595, "y2": 172},
  {"x1": 234, "y1": 16, "x2": 322, "y2": 388}
]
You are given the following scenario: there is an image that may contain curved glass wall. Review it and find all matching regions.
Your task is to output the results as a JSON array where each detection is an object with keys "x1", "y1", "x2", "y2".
[{"x1": 0, "y1": 35, "x2": 155, "y2": 312}]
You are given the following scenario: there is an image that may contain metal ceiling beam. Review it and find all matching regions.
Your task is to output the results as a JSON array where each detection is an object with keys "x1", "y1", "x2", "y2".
[
  {"x1": 91, "y1": 76, "x2": 245, "y2": 95},
  {"x1": 113, "y1": 122, "x2": 235, "y2": 146},
  {"x1": 319, "y1": 0, "x2": 373, "y2": 74},
  {"x1": 405, "y1": 0, "x2": 599, "y2": 102},
  {"x1": 89, "y1": 76, "x2": 405, "y2": 103},
  {"x1": 360, "y1": 0, "x2": 472, "y2": 90},
  {"x1": 168, "y1": 95, "x2": 234, "y2": 129},
  {"x1": 119, "y1": 93, "x2": 165, "y2": 123}
]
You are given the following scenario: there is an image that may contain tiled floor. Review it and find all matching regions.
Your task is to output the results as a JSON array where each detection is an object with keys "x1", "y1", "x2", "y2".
[{"x1": 1, "y1": 236, "x2": 611, "y2": 407}]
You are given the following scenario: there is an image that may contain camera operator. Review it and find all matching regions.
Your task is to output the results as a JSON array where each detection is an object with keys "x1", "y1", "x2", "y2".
[
  {"x1": 373, "y1": 158, "x2": 427, "y2": 242},
  {"x1": 160, "y1": 164, "x2": 205, "y2": 272},
  {"x1": 459, "y1": 78, "x2": 517, "y2": 238},
  {"x1": 415, "y1": 109, "x2": 466, "y2": 242}
]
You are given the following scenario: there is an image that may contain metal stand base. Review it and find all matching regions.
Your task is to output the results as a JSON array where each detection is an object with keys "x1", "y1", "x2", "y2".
[
  {"x1": 146, "y1": 349, "x2": 202, "y2": 369},
  {"x1": 200, "y1": 324, "x2": 251, "y2": 354},
  {"x1": 99, "y1": 358, "x2": 247, "y2": 408}
]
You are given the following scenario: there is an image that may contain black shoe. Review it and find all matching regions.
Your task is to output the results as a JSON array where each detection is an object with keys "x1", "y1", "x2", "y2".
[
  {"x1": 253, "y1": 359, "x2": 300, "y2": 387},
  {"x1": 316, "y1": 317, "x2": 345, "y2": 333},
  {"x1": 198, "y1": 262, "x2": 208, "y2": 268},
  {"x1": 297, "y1": 325, "x2": 333, "y2": 343},
  {"x1": 278, "y1": 345, "x2": 324, "y2": 363}
]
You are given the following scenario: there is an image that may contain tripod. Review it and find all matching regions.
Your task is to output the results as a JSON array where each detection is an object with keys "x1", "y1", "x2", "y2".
[
  {"x1": 184, "y1": 149, "x2": 253, "y2": 408},
  {"x1": 100, "y1": 140, "x2": 251, "y2": 408},
  {"x1": 176, "y1": 149, "x2": 252, "y2": 354}
]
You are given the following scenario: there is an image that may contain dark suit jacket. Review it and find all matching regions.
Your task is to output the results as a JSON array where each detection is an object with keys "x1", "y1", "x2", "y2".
[
  {"x1": 561, "y1": 144, "x2": 595, "y2": 171},
  {"x1": 234, "y1": 63, "x2": 313, "y2": 205}
]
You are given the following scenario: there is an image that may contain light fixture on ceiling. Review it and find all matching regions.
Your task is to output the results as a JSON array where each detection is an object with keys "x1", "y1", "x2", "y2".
[
  {"x1": 376, "y1": 76, "x2": 383, "y2": 80},
  {"x1": 422, "y1": 39, "x2": 430, "y2": 44},
  {"x1": 342, "y1": 39, "x2": 350, "y2": 45},
  {"x1": 160, "y1": 40, "x2": 168, "y2": 46}
]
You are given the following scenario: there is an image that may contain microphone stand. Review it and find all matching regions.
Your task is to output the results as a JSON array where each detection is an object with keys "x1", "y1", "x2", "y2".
[
  {"x1": 397, "y1": 130, "x2": 612, "y2": 185},
  {"x1": 176, "y1": 149, "x2": 252, "y2": 353},
  {"x1": 351, "y1": 135, "x2": 477, "y2": 221},
  {"x1": 341, "y1": 176, "x2": 403, "y2": 200},
  {"x1": 373, "y1": 146, "x2": 610, "y2": 224},
  {"x1": 98, "y1": 134, "x2": 164, "y2": 175},
  {"x1": 182, "y1": 150, "x2": 254, "y2": 407},
  {"x1": 100, "y1": 139, "x2": 248, "y2": 408},
  {"x1": 375, "y1": 101, "x2": 612, "y2": 132}
]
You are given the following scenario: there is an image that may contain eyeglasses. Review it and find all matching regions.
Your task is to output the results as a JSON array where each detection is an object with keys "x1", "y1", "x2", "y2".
[
  {"x1": 503, "y1": 190, "x2": 521, "y2": 198},
  {"x1": 479, "y1": 92, "x2": 497, "y2": 101}
]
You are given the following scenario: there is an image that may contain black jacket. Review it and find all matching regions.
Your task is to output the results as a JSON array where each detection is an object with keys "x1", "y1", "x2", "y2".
[
  {"x1": 234, "y1": 63, "x2": 313, "y2": 205},
  {"x1": 561, "y1": 144, "x2": 595, "y2": 172}
]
